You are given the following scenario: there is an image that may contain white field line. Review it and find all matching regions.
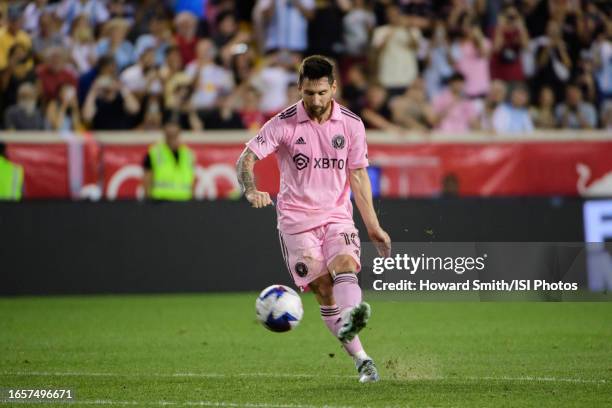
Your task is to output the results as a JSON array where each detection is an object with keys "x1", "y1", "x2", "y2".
[
  {"x1": 0, "y1": 400, "x2": 357, "y2": 408},
  {"x1": 0, "y1": 370, "x2": 608, "y2": 384}
]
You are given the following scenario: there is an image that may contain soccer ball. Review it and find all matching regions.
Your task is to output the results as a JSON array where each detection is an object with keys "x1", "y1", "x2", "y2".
[{"x1": 255, "y1": 285, "x2": 303, "y2": 332}]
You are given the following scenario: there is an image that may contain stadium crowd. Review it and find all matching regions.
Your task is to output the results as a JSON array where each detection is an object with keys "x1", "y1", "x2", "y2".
[{"x1": 0, "y1": 0, "x2": 611, "y2": 134}]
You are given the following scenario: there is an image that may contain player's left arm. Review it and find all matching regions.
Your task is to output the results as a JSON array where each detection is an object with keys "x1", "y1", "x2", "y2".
[{"x1": 349, "y1": 168, "x2": 391, "y2": 257}]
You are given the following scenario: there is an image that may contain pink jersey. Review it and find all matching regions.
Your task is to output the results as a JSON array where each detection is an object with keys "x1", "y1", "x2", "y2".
[{"x1": 246, "y1": 100, "x2": 369, "y2": 234}]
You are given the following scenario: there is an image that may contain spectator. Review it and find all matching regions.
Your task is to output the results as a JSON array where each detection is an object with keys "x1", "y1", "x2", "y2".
[
  {"x1": 422, "y1": 20, "x2": 454, "y2": 100},
  {"x1": 451, "y1": 17, "x2": 491, "y2": 98},
  {"x1": 185, "y1": 39, "x2": 235, "y2": 113},
  {"x1": 576, "y1": 52, "x2": 598, "y2": 106},
  {"x1": 23, "y1": 0, "x2": 50, "y2": 34},
  {"x1": 228, "y1": 44, "x2": 256, "y2": 86},
  {"x1": 0, "y1": 6, "x2": 33, "y2": 72},
  {"x1": 308, "y1": 0, "x2": 349, "y2": 58},
  {"x1": 130, "y1": 0, "x2": 169, "y2": 39},
  {"x1": 120, "y1": 47, "x2": 162, "y2": 98},
  {"x1": 361, "y1": 83, "x2": 402, "y2": 132},
  {"x1": 107, "y1": 0, "x2": 136, "y2": 22},
  {"x1": 174, "y1": 11, "x2": 199, "y2": 65},
  {"x1": 250, "y1": 52, "x2": 298, "y2": 117},
  {"x1": 341, "y1": 63, "x2": 368, "y2": 115},
  {"x1": 135, "y1": 14, "x2": 172, "y2": 67},
  {"x1": 0, "y1": 44, "x2": 37, "y2": 121},
  {"x1": 77, "y1": 55, "x2": 117, "y2": 106},
  {"x1": 97, "y1": 18, "x2": 134, "y2": 71},
  {"x1": 68, "y1": 15, "x2": 98, "y2": 74},
  {"x1": 238, "y1": 86, "x2": 265, "y2": 131},
  {"x1": 253, "y1": 0, "x2": 315, "y2": 54},
  {"x1": 56, "y1": 0, "x2": 110, "y2": 34},
  {"x1": 371, "y1": 4, "x2": 421, "y2": 96},
  {"x1": 214, "y1": 13, "x2": 252, "y2": 70},
  {"x1": 163, "y1": 73, "x2": 203, "y2": 131},
  {"x1": 159, "y1": 46, "x2": 184, "y2": 83},
  {"x1": 431, "y1": 73, "x2": 479, "y2": 133},
  {"x1": 202, "y1": 96, "x2": 245, "y2": 129},
  {"x1": 492, "y1": 84, "x2": 534, "y2": 134},
  {"x1": 137, "y1": 94, "x2": 163, "y2": 130},
  {"x1": 555, "y1": 84, "x2": 598, "y2": 129},
  {"x1": 591, "y1": 28, "x2": 612, "y2": 102},
  {"x1": 342, "y1": 0, "x2": 376, "y2": 57},
  {"x1": 36, "y1": 47, "x2": 78, "y2": 103},
  {"x1": 477, "y1": 79, "x2": 507, "y2": 131},
  {"x1": 389, "y1": 78, "x2": 433, "y2": 131},
  {"x1": 4, "y1": 82, "x2": 46, "y2": 130},
  {"x1": 213, "y1": 11, "x2": 239, "y2": 50},
  {"x1": 530, "y1": 86, "x2": 557, "y2": 129},
  {"x1": 531, "y1": 20, "x2": 571, "y2": 102},
  {"x1": 32, "y1": 12, "x2": 65, "y2": 60},
  {"x1": 45, "y1": 84, "x2": 82, "y2": 130},
  {"x1": 82, "y1": 75, "x2": 140, "y2": 129},
  {"x1": 490, "y1": 6, "x2": 529, "y2": 82}
]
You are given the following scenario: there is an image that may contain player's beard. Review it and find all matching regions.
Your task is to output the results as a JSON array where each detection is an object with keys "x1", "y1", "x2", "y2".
[{"x1": 305, "y1": 100, "x2": 331, "y2": 120}]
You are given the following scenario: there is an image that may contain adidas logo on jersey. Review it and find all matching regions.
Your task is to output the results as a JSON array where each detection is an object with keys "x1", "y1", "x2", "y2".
[{"x1": 295, "y1": 137, "x2": 306, "y2": 145}]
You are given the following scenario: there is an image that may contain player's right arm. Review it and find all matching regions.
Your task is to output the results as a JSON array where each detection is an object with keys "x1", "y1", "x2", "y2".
[
  {"x1": 236, "y1": 147, "x2": 273, "y2": 208},
  {"x1": 238, "y1": 116, "x2": 285, "y2": 208}
]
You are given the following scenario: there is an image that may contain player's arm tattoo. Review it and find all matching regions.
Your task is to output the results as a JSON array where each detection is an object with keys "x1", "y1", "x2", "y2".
[{"x1": 236, "y1": 148, "x2": 259, "y2": 194}]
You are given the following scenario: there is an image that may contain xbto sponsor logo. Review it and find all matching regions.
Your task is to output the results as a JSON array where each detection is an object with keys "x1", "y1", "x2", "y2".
[
  {"x1": 292, "y1": 154, "x2": 345, "y2": 170},
  {"x1": 314, "y1": 158, "x2": 345, "y2": 169}
]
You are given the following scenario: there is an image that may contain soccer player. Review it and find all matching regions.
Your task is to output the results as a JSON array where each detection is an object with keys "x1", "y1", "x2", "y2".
[{"x1": 237, "y1": 55, "x2": 391, "y2": 383}]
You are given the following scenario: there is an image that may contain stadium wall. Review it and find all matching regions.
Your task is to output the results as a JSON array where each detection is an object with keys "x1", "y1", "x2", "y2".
[{"x1": 0, "y1": 198, "x2": 584, "y2": 295}]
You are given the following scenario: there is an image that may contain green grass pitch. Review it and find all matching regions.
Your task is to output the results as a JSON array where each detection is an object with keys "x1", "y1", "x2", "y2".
[{"x1": 1, "y1": 293, "x2": 611, "y2": 407}]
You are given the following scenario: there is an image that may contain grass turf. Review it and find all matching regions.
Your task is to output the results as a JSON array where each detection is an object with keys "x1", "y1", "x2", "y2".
[{"x1": 0, "y1": 293, "x2": 611, "y2": 407}]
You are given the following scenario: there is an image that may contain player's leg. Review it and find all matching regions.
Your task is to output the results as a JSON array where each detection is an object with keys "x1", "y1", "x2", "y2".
[
  {"x1": 328, "y1": 255, "x2": 370, "y2": 341},
  {"x1": 308, "y1": 272, "x2": 370, "y2": 362},
  {"x1": 324, "y1": 224, "x2": 379, "y2": 382}
]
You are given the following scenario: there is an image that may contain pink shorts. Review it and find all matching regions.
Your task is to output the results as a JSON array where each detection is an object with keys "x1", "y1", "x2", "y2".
[{"x1": 278, "y1": 223, "x2": 362, "y2": 290}]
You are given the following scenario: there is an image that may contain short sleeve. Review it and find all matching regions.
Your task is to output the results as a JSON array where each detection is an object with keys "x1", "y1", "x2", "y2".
[
  {"x1": 348, "y1": 119, "x2": 369, "y2": 170},
  {"x1": 245, "y1": 117, "x2": 284, "y2": 160}
]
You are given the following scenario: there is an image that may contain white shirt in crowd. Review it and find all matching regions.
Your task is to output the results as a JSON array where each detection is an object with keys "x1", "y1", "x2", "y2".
[
  {"x1": 254, "y1": 0, "x2": 315, "y2": 52},
  {"x1": 250, "y1": 65, "x2": 297, "y2": 114},
  {"x1": 184, "y1": 62, "x2": 234, "y2": 110},
  {"x1": 343, "y1": 8, "x2": 376, "y2": 56},
  {"x1": 371, "y1": 25, "x2": 421, "y2": 89}
]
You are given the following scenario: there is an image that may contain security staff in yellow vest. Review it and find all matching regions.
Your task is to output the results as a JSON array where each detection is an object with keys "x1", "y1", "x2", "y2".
[
  {"x1": 142, "y1": 122, "x2": 195, "y2": 201},
  {"x1": 0, "y1": 141, "x2": 24, "y2": 201}
]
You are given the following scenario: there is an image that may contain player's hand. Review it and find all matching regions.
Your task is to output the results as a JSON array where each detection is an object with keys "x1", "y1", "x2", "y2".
[
  {"x1": 368, "y1": 226, "x2": 391, "y2": 258},
  {"x1": 245, "y1": 190, "x2": 273, "y2": 208}
]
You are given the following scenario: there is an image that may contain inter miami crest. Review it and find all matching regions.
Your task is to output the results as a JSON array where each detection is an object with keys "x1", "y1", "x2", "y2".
[
  {"x1": 295, "y1": 262, "x2": 308, "y2": 277},
  {"x1": 332, "y1": 134, "x2": 345, "y2": 150}
]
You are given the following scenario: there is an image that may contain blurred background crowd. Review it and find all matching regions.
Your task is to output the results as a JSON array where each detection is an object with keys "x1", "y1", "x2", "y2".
[{"x1": 0, "y1": 0, "x2": 611, "y2": 134}]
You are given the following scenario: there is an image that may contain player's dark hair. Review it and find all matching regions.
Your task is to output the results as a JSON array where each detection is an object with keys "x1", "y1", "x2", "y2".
[
  {"x1": 0, "y1": 141, "x2": 6, "y2": 157},
  {"x1": 298, "y1": 55, "x2": 335, "y2": 85}
]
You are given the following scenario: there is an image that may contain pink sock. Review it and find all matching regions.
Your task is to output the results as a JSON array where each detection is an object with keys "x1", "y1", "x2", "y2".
[
  {"x1": 332, "y1": 273, "x2": 362, "y2": 310},
  {"x1": 320, "y1": 304, "x2": 364, "y2": 357}
]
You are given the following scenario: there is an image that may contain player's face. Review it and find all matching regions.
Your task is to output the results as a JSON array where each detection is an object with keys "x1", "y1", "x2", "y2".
[{"x1": 300, "y1": 78, "x2": 336, "y2": 119}]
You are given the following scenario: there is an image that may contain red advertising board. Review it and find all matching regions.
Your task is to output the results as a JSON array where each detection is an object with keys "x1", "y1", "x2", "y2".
[{"x1": 5, "y1": 138, "x2": 612, "y2": 199}]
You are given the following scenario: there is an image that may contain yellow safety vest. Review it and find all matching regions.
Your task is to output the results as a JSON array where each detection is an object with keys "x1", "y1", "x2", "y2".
[
  {"x1": 148, "y1": 143, "x2": 194, "y2": 201},
  {"x1": 0, "y1": 156, "x2": 23, "y2": 201}
]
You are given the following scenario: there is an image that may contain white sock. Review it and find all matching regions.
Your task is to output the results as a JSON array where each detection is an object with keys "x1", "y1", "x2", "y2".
[{"x1": 353, "y1": 349, "x2": 369, "y2": 363}]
